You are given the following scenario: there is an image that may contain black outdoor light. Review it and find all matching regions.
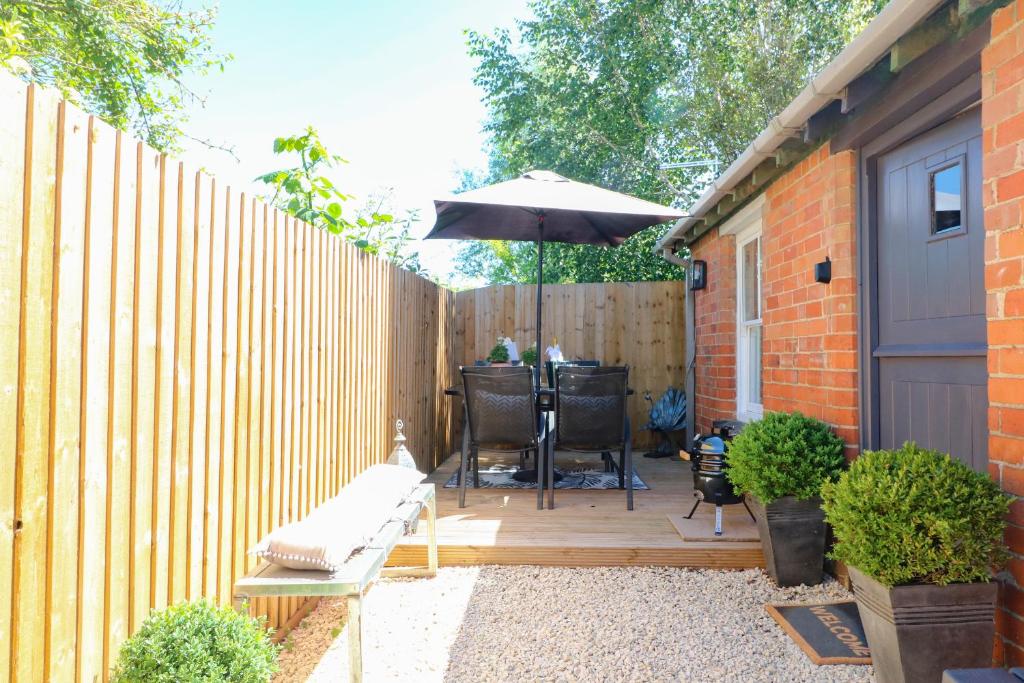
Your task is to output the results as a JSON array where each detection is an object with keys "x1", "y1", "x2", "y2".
[
  {"x1": 815, "y1": 256, "x2": 831, "y2": 284},
  {"x1": 690, "y1": 259, "x2": 707, "y2": 290}
]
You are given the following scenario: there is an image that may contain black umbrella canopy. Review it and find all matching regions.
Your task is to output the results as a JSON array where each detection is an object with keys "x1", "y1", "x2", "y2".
[
  {"x1": 426, "y1": 170, "x2": 685, "y2": 245},
  {"x1": 428, "y1": 170, "x2": 685, "y2": 397}
]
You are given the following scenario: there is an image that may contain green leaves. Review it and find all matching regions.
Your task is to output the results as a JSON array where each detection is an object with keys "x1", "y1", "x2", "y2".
[
  {"x1": 110, "y1": 600, "x2": 279, "y2": 683},
  {"x1": 822, "y1": 443, "x2": 1010, "y2": 587},
  {"x1": 725, "y1": 411, "x2": 846, "y2": 504},
  {"x1": 256, "y1": 128, "x2": 425, "y2": 275},
  {"x1": 459, "y1": 0, "x2": 886, "y2": 285},
  {"x1": 0, "y1": 0, "x2": 230, "y2": 152}
]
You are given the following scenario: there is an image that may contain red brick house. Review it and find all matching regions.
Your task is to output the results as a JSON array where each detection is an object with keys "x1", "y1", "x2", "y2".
[{"x1": 657, "y1": 0, "x2": 1024, "y2": 665}]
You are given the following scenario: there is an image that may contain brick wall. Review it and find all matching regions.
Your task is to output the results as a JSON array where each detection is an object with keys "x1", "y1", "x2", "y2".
[
  {"x1": 763, "y1": 147, "x2": 861, "y2": 455},
  {"x1": 689, "y1": 229, "x2": 736, "y2": 433},
  {"x1": 983, "y1": 2, "x2": 1024, "y2": 666},
  {"x1": 688, "y1": 146, "x2": 860, "y2": 451}
]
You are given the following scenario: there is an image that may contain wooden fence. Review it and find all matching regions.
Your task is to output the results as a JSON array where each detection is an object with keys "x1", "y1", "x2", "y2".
[
  {"x1": 455, "y1": 281, "x2": 686, "y2": 447},
  {"x1": 0, "y1": 77, "x2": 458, "y2": 682}
]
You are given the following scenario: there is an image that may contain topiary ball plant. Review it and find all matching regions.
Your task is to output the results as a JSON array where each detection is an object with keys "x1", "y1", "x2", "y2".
[
  {"x1": 822, "y1": 442, "x2": 1009, "y2": 586},
  {"x1": 111, "y1": 600, "x2": 279, "y2": 683},
  {"x1": 725, "y1": 411, "x2": 845, "y2": 503},
  {"x1": 520, "y1": 344, "x2": 538, "y2": 366},
  {"x1": 486, "y1": 341, "x2": 509, "y2": 363}
]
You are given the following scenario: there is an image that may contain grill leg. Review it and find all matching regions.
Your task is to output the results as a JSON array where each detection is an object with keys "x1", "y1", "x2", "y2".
[
  {"x1": 683, "y1": 496, "x2": 701, "y2": 519},
  {"x1": 742, "y1": 497, "x2": 756, "y2": 522}
]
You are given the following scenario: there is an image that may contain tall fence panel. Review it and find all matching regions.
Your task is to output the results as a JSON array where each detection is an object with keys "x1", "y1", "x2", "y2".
[
  {"x1": 455, "y1": 281, "x2": 686, "y2": 447},
  {"x1": 0, "y1": 77, "x2": 458, "y2": 682}
]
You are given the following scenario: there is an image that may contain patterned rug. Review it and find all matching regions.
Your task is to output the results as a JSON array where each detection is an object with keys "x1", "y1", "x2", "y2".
[{"x1": 443, "y1": 463, "x2": 649, "y2": 490}]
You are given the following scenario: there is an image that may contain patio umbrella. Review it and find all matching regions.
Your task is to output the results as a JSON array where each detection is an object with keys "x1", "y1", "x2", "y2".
[{"x1": 426, "y1": 170, "x2": 685, "y2": 385}]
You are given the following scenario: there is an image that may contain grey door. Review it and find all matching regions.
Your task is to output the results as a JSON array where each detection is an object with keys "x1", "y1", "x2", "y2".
[{"x1": 874, "y1": 108, "x2": 987, "y2": 470}]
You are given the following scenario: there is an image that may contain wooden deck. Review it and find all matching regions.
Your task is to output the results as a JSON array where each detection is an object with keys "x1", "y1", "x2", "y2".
[{"x1": 389, "y1": 451, "x2": 764, "y2": 569}]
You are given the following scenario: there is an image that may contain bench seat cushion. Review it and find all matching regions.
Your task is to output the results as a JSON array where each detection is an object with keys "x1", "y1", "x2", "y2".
[{"x1": 249, "y1": 464, "x2": 425, "y2": 571}]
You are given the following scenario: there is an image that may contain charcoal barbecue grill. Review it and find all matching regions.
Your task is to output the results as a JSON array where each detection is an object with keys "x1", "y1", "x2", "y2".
[{"x1": 683, "y1": 420, "x2": 754, "y2": 536}]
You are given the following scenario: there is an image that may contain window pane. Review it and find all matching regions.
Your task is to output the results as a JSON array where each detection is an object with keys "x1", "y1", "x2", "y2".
[
  {"x1": 748, "y1": 324, "x2": 762, "y2": 405},
  {"x1": 742, "y1": 238, "x2": 759, "y2": 321},
  {"x1": 931, "y1": 164, "x2": 962, "y2": 233}
]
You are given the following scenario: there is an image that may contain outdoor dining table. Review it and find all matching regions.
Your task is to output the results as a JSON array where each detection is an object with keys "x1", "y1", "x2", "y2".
[{"x1": 444, "y1": 383, "x2": 634, "y2": 483}]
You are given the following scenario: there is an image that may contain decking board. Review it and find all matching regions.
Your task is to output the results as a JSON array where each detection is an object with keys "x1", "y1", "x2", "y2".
[{"x1": 390, "y1": 452, "x2": 764, "y2": 569}]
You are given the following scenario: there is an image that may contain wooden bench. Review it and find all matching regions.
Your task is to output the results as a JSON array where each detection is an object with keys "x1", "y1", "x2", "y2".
[{"x1": 232, "y1": 483, "x2": 438, "y2": 683}]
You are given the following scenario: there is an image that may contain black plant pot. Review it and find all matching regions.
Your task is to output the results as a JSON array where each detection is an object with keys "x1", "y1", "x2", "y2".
[
  {"x1": 750, "y1": 495, "x2": 826, "y2": 586},
  {"x1": 848, "y1": 565, "x2": 997, "y2": 683}
]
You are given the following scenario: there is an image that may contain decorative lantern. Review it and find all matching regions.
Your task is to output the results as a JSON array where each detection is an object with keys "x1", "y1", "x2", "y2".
[{"x1": 387, "y1": 419, "x2": 417, "y2": 469}]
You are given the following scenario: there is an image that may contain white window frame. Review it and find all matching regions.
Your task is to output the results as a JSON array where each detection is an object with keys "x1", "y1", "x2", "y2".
[{"x1": 720, "y1": 195, "x2": 765, "y2": 422}]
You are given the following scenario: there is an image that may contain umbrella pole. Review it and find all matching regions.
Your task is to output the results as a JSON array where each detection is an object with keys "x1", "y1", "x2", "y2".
[{"x1": 535, "y1": 215, "x2": 544, "y2": 389}]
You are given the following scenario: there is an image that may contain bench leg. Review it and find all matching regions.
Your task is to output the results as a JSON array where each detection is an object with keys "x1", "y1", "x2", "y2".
[
  {"x1": 426, "y1": 491, "x2": 438, "y2": 577},
  {"x1": 347, "y1": 592, "x2": 363, "y2": 683}
]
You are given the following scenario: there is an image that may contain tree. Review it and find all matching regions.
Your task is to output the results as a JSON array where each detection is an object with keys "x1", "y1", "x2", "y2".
[
  {"x1": 256, "y1": 128, "x2": 424, "y2": 274},
  {"x1": 0, "y1": 0, "x2": 228, "y2": 152},
  {"x1": 457, "y1": 0, "x2": 884, "y2": 284}
]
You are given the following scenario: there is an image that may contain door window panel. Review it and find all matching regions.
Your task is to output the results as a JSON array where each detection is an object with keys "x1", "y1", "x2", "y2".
[{"x1": 930, "y1": 162, "x2": 962, "y2": 234}]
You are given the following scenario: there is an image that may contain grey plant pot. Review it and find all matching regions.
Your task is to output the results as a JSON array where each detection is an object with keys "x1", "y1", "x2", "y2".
[
  {"x1": 848, "y1": 565, "x2": 997, "y2": 683},
  {"x1": 750, "y1": 495, "x2": 826, "y2": 587}
]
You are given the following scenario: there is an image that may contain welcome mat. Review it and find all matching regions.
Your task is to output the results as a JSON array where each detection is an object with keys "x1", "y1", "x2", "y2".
[
  {"x1": 765, "y1": 600, "x2": 871, "y2": 665},
  {"x1": 443, "y1": 464, "x2": 649, "y2": 490}
]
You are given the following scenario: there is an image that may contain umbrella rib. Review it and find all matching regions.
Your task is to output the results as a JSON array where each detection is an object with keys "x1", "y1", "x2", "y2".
[{"x1": 579, "y1": 212, "x2": 617, "y2": 246}]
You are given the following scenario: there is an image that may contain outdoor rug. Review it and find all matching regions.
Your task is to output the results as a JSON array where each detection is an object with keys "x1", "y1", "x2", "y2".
[
  {"x1": 765, "y1": 600, "x2": 871, "y2": 665},
  {"x1": 443, "y1": 464, "x2": 649, "y2": 490}
]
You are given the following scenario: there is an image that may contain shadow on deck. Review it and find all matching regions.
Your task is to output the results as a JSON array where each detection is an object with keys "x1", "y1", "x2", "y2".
[{"x1": 389, "y1": 451, "x2": 764, "y2": 569}]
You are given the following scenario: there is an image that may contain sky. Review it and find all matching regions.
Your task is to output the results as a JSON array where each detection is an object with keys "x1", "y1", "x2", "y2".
[{"x1": 180, "y1": 0, "x2": 533, "y2": 282}]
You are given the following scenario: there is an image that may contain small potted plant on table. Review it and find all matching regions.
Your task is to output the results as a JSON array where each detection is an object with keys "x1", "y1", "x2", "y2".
[
  {"x1": 520, "y1": 344, "x2": 538, "y2": 368},
  {"x1": 822, "y1": 443, "x2": 1008, "y2": 683},
  {"x1": 726, "y1": 411, "x2": 845, "y2": 586},
  {"x1": 486, "y1": 340, "x2": 510, "y2": 366}
]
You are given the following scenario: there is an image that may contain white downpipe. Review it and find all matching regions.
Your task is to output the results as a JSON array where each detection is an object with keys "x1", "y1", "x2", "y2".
[{"x1": 656, "y1": 0, "x2": 947, "y2": 250}]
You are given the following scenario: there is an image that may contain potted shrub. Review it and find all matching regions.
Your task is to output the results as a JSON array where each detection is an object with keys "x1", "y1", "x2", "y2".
[
  {"x1": 486, "y1": 341, "x2": 510, "y2": 366},
  {"x1": 520, "y1": 344, "x2": 538, "y2": 367},
  {"x1": 822, "y1": 443, "x2": 1008, "y2": 683},
  {"x1": 111, "y1": 600, "x2": 279, "y2": 682},
  {"x1": 726, "y1": 411, "x2": 845, "y2": 586}
]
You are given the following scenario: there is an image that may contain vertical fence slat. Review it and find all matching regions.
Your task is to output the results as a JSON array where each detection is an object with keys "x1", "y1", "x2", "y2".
[
  {"x1": 12, "y1": 83, "x2": 60, "y2": 683},
  {"x1": 0, "y1": 76, "x2": 28, "y2": 683},
  {"x1": 46, "y1": 98, "x2": 89, "y2": 682},
  {"x1": 169, "y1": 161, "x2": 194, "y2": 606},
  {"x1": 77, "y1": 113, "x2": 114, "y2": 683}
]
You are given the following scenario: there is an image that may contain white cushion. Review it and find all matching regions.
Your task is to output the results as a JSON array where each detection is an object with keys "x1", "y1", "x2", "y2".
[{"x1": 249, "y1": 464, "x2": 425, "y2": 571}]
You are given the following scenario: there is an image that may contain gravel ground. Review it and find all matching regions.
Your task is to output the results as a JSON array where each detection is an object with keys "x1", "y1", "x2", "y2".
[{"x1": 273, "y1": 566, "x2": 874, "y2": 683}]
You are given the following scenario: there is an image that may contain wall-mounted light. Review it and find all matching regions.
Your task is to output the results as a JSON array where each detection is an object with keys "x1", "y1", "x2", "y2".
[
  {"x1": 815, "y1": 256, "x2": 832, "y2": 284},
  {"x1": 690, "y1": 259, "x2": 707, "y2": 290}
]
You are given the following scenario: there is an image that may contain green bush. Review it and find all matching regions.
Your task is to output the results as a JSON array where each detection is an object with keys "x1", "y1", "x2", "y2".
[
  {"x1": 111, "y1": 600, "x2": 279, "y2": 683},
  {"x1": 520, "y1": 344, "x2": 538, "y2": 366},
  {"x1": 822, "y1": 442, "x2": 1009, "y2": 587},
  {"x1": 725, "y1": 411, "x2": 845, "y2": 503},
  {"x1": 486, "y1": 341, "x2": 509, "y2": 363}
]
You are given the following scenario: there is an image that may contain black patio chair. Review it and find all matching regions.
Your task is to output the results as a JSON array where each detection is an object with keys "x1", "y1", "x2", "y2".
[
  {"x1": 548, "y1": 365, "x2": 632, "y2": 510},
  {"x1": 460, "y1": 366, "x2": 546, "y2": 509}
]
